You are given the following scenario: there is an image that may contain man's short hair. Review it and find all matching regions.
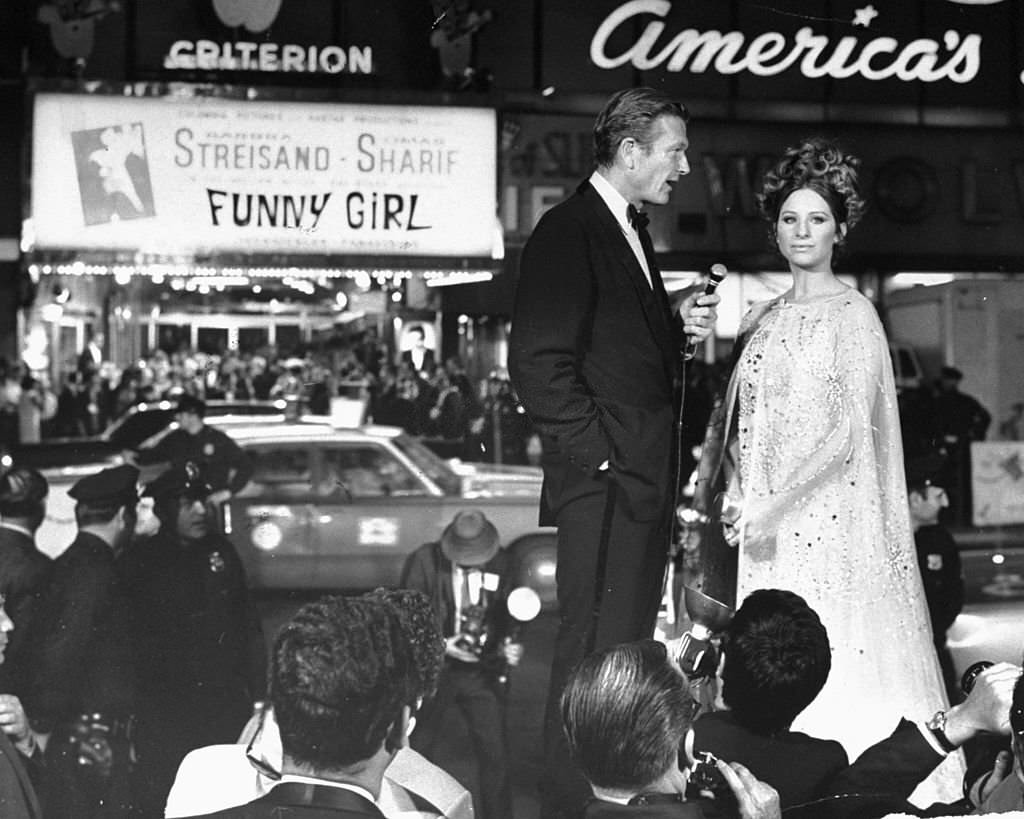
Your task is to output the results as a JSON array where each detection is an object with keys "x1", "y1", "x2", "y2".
[
  {"x1": 593, "y1": 87, "x2": 689, "y2": 169},
  {"x1": 721, "y1": 589, "x2": 831, "y2": 735},
  {"x1": 365, "y1": 587, "x2": 444, "y2": 701},
  {"x1": 271, "y1": 594, "x2": 415, "y2": 771},
  {"x1": 561, "y1": 639, "x2": 694, "y2": 792},
  {"x1": 0, "y1": 467, "x2": 48, "y2": 518}
]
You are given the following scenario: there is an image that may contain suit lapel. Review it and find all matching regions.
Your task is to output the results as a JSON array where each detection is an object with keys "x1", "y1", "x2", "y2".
[{"x1": 578, "y1": 182, "x2": 676, "y2": 366}]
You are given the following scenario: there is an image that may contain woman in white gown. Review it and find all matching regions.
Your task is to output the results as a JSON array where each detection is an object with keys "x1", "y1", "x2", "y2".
[{"x1": 692, "y1": 138, "x2": 963, "y2": 804}]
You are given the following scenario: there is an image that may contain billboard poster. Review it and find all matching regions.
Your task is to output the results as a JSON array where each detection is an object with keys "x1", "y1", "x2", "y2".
[
  {"x1": 29, "y1": 92, "x2": 497, "y2": 259},
  {"x1": 972, "y1": 442, "x2": 1024, "y2": 526}
]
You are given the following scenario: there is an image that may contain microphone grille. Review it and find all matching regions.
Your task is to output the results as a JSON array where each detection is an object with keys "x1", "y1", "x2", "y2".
[{"x1": 709, "y1": 263, "x2": 728, "y2": 283}]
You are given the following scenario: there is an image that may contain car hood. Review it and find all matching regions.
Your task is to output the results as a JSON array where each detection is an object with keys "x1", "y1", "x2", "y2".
[{"x1": 449, "y1": 460, "x2": 544, "y2": 499}]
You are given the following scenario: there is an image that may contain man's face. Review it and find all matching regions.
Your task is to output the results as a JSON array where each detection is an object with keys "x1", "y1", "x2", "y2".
[
  {"x1": 910, "y1": 486, "x2": 948, "y2": 526},
  {"x1": 0, "y1": 598, "x2": 12, "y2": 665},
  {"x1": 628, "y1": 115, "x2": 690, "y2": 207},
  {"x1": 176, "y1": 496, "x2": 209, "y2": 541},
  {"x1": 176, "y1": 410, "x2": 203, "y2": 435}
]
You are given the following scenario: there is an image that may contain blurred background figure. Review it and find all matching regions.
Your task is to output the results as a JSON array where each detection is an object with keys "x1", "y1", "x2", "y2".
[{"x1": 931, "y1": 365, "x2": 992, "y2": 525}]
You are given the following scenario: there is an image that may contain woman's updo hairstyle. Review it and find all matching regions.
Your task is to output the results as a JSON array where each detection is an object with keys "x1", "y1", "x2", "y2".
[{"x1": 757, "y1": 137, "x2": 866, "y2": 231}]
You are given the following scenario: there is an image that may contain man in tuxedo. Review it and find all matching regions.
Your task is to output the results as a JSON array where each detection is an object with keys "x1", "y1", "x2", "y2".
[
  {"x1": 400, "y1": 325, "x2": 436, "y2": 376},
  {"x1": 77, "y1": 331, "x2": 105, "y2": 378},
  {"x1": 508, "y1": 86, "x2": 719, "y2": 816},
  {"x1": 177, "y1": 593, "x2": 421, "y2": 818}
]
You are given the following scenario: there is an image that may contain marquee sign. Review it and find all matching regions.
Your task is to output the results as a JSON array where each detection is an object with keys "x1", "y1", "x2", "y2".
[
  {"x1": 529, "y1": 0, "x2": 1023, "y2": 109},
  {"x1": 28, "y1": 92, "x2": 497, "y2": 259}
]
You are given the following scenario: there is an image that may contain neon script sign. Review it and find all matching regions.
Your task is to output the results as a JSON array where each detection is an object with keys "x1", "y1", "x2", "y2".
[{"x1": 590, "y1": 0, "x2": 998, "y2": 85}]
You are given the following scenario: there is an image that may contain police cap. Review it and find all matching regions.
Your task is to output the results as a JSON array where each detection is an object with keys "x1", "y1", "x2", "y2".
[
  {"x1": 144, "y1": 461, "x2": 212, "y2": 502},
  {"x1": 68, "y1": 464, "x2": 140, "y2": 508},
  {"x1": 176, "y1": 394, "x2": 207, "y2": 417},
  {"x1": 905, "y1": 451, "x2": 946, "y2": 491}
]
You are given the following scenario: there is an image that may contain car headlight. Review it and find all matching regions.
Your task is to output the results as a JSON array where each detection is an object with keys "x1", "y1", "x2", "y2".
[{"x1": 251, "y1": 522, "x2": 283, "y2": 551}]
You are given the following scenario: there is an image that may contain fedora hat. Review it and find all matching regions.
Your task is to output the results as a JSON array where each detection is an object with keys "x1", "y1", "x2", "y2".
[{"x1": 441, "y1": 510, "x2": 500, "y2": 567}]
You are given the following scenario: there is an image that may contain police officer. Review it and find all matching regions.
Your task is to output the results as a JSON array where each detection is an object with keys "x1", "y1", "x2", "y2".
[
  {"x1": 27, "y1": 464, "x2": 139, "y2": 818},
  {"x1": 120, "y1": 461, "x2": 265, "y2": 816},
  {"x1": 128, "y1": 394, "x2": 254, "y2": 506},
  {"x1": 907, "y1": 453, "x2": 965, "y2": 703},
  {"x1": 400, "y1": 509, "x2": 524, "y2": 819}
]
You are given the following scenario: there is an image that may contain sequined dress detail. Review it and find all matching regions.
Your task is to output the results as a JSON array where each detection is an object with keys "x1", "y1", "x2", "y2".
[{"x1": 731, "y1": 290, "x2": 963, "y2": 804}]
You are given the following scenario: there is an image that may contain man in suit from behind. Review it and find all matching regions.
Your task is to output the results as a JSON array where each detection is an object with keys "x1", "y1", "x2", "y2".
[
  {"x1": 0, "y1": 468, "x2": 51, "y2": 697},
  {"x1": 177, "y1": 593, "x2": 422, "y2": 818},
  {"x1": 508, "y1": 86, "x2": 719, "y2": 816}
]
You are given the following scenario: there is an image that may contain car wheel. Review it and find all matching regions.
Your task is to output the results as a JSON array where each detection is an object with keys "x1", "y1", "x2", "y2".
[{"x1": 508, "y1": 534, "x2": 558, "y2": 613}]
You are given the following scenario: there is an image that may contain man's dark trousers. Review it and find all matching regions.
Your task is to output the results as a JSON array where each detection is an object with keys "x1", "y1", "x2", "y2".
[{"x1": 541, "y1": 480, "x2": 670, "y2": 817}]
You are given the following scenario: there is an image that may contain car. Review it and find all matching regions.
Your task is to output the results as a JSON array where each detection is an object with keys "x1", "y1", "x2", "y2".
[
  {"x1": 35, "y1": 416, "x2": 560, "y2": 608},
  {"x1": 4, "y1": 398, "x2": 287, "y2": 470}
]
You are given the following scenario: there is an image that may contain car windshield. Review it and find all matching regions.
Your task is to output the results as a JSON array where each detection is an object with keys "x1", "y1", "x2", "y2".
[{"x1": 392, "y1": 434, "x2": 462, "y2": 496}]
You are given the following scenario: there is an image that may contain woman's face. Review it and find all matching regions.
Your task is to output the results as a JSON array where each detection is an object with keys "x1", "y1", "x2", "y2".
[{"x1": 774, "y1": 187, "x2": 846, "y2": 273}]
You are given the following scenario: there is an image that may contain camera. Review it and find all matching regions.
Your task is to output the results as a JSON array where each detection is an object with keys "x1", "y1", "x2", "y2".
[
  {"x1": 961, "y1": 660, "x2": 994, "y2": 695},
  {"x1": 454, "y1": 572, "x2": 501, "y2": 657},
  {"x1": 686, "y1": 751, "x2": 734, "y2": 804},
  {"x1": 454, "y1": 602, "x2": 491, "y2": 655}
]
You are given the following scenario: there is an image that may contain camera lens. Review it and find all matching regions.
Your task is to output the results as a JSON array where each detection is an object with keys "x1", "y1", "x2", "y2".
[{"x1": 961, "y1": 660, "x2": 995, "y2": 694}]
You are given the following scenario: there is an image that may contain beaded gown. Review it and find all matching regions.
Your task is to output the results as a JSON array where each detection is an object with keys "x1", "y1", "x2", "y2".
[{"x1": 716, "y1": 289, "x2": 963, "y2": 804}]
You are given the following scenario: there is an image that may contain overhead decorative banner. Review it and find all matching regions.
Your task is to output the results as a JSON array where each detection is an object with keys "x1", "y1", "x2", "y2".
[{"x1": 28, "y1": 92, "x2": 497, "y2": 259}]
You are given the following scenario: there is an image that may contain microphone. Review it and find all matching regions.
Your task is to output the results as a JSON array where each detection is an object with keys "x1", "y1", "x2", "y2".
[{"x1": 683, "y1": 263, "x2": 727, "y2": 361}]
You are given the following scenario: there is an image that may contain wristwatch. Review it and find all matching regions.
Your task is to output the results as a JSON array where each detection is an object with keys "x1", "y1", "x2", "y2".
[{"x1": 927, "y1": 710, "x2": 957, "y2": 753}]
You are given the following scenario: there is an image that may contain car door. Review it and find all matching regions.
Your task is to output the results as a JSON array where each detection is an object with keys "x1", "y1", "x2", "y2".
[
  {"x1": 312, "y1": 442, "x2": 439, "y2": 589},
  {"x1": 224, "y1": 442, "x2": 317, "y2": 589}
]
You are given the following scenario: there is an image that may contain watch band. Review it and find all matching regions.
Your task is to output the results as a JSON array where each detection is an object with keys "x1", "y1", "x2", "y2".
[{"x1": 928, "y1": 710, "x2": 957, "y2": 753}]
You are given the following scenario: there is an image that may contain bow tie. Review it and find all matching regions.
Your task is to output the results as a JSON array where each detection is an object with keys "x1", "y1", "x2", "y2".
[{"x1": 627, "y1": 204, "x2": 649, "y2": 232}]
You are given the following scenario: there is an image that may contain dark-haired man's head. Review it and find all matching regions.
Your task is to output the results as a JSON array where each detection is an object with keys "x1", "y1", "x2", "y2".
[
  {"x1": 721, "y1": 589, "x2": 831, "y2": 736},
  {"x1": 0, "y1": 467, "x2": 48, "y2": 534},
  {"x1": 270, "y1": 594, "x2": 417, "y2": 789},
  {"x1": 365, "y1": 586, "x2": 444, "y2": 701},
  {"x1": 561, "y1": 639, "x2": 694, "y2": 800}
]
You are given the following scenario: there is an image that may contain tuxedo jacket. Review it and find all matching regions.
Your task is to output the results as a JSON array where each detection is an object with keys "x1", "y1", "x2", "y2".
[
  {"x1": 180, "y1": 782, "x2": 385, "y2": 818},
  {"x1": 509, "y1": 180, "x2": 684, "y2": 524}
]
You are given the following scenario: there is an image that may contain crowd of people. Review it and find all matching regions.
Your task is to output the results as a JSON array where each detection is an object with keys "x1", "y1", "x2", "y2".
[{"x1": 0, "y1": 327, "x2": 539, "y2": 467}]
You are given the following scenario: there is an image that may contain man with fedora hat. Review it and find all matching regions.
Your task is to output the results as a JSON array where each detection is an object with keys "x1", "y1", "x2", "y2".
[
  {"x1": 400, "y1": 509, "x2": 523, "y2": 819},
  {"x1": 27, "y1": 463, "x2": 140, "y2": 818},
  {"x1": 120, "y1": 461, "x2": 265, "y2": 816}
]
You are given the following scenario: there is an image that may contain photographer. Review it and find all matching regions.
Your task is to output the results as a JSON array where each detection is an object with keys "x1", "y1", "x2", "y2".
[
  {"x1": 400, "y1": 509, "x2": 523, "y2": 819},
  {"x1": 561, "y1": 639, "x2": 779, "y2": 818}
]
